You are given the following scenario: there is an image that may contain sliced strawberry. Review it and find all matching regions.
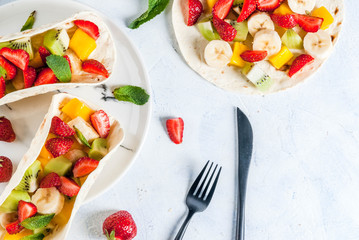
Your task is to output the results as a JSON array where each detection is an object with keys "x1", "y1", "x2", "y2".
[
  {"x1": 74, "y1": 20, "x2": 100, "y2": 40},
  {"x1": 23, "y1": 67, "x2": 36, "y2": 88},
  {"x1": 0, "y1": 56, "x2": 17, "y2": 80},
  {"x1": 166, "y1": 117, "x2": 184, "y2": 144},
  {"x1": 82, "y1": 59, "x2": 109, "y2": 78},
  {"x1": 256, "y1": 0, "x2": 280, "y2": 11},
  {"x1": 183, "y1": 0, "x2": 203, "y2": 26},
  {"x1": 40, "y1": 172, "x2": 62, "y2": 188},
  {"x1": 90, "y1": 110, "x2": 110, "y2": 138},
  {"x1": 34, "y1": 68, "x2": 57, "y2": 86},
  {"x1": 73, "y1": 157, "x2": 99, "y2": 178},
  {"x1": 270, "y1": 14, "x2": 298, "y2": 29},
  {"x1": 64, "y1": 55, "x2": 72, "y2": 72},
  {"x1": 0, "y1": 48, "x2": 29, "y2": 71},
  {"x1": 18, "y1": 200, "x2": 37, "y2": 222},
  {"x1": 240, "y1": 50, "x2": 267, "y2": 62},
  {"x1": 296, "y1": 14, "x2": 323, "y2": 33},
  {"x1": 38, "y1": 46, "x2": 51, "y2": 65},
  {"x1": 0, "y1": 156, "x2": 13, "y2": 182},
  {"x1": 212, "y1": 15, "x2": 237, "y2": 42},
  {"x1": 0, "y1": 117, "x2": 16, "y2": 142},
  {"x1": 288, "y1": 54, "x2": 315, "y2": 77},
  {"x1": 237, "y1": 0, "x2": 257, "y2": 22},
  {"x1": 5, "y1": 220, "x2": 24, "y2": 235},
  {"x1": 213, "y1": 0, "x2": 234, "y2": 20},
  {"x1": 50, "y1": 116, "x2": 75, "y2": 137},
  {"x1": 0, "y1": 76, "x2": 5, "y2": 99},
  {"x1": 45, "y1": 137, "x2": 73, "y2": 158},
  {"x1": 58, "y1": 176, "x2": 81, "y2": 197}
]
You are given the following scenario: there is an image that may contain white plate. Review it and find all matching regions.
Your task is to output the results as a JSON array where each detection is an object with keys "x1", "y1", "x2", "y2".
[{"x1": 0, "y1": 0, "x2": 151, "y2": 203}]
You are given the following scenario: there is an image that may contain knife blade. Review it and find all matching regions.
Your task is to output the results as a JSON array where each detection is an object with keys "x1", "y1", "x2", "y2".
[{"x1": 236, "y1": 107, "x2": 253, "y2": 240}]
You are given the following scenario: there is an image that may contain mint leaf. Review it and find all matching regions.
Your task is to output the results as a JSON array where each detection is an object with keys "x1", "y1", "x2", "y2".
[
  {"x1": 21, "y1": 11, "x2": 36, "y2": 32},
  {"x1": 113, "y1": 85, "x2": 149, "y2": 105},
  {"x1": 129, "y1": 0, "x2": 170, "y2": 29},
  {"x1": 46, "y1": 55, "x2": 71, "y2": 82},
  {"x1": 21, "y1": 214, "x2": 55, "y2": 230},
  {"x1": 21, "y1": 233, "x2": 45, "y2": 240},
  {"x1": 74, "y1": 126, "x2": 91, "y2": 148}
]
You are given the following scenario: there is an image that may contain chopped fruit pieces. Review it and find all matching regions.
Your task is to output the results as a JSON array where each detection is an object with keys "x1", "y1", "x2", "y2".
[
  {"x1": 311, "y1": 6, "x2": 334, "y2": 30},
  {"x1": 44, "y1": 156, "x2": 72, "y2": 176},
  {"x1": 64, "y1": 55, "x2": 72, "y2": 72},
  {"x1": 46, "y1": 55, "x2": 72, "y2": 83},
  {"x1": 269, "y1": 46, "x2": 294, "y2": 69},
  {"x1": 240, "y1": 50, "x2": 267, "y2": 62},
  {"x1": 5, "y1": 220, "x2": 23, "y2": 235},
  {"x1": 0, "y1": 156, "x2": 13, "y2": 182},
  {"x1": 0, "y1": 48, "x2": 29, "y2": 71},
  {"x1": 166, "y1": 117, "x2": 184, "y2": 144},
  {"x1": 45, "y1": 138, "x2": 73, "y2": 158},
  {"x1": 58, "y1": 177, "x2": 80, "y2": 197},
  {"x1": 0, "y1": 76, "x2": 4, "y2": 98},
  {"x1": 38, "y1": 46, "x2": 51, "y2": 65},
  {"x1": 273, "y1": 2, "x2": 293, "y2": 15},
  {"x1": 226, "y1": 20, "x2": 248, "y2": 42},
  {"x1": 90, "y1": 110, "x2": 111, "y2": 138},
  {"x1": 38, "y1": 146, "x2": 53, "y2": 162},
  {"x1": 0, "y1": 56, "x2": 17, "y2": 80},
  {"x1": 103, "y1": 211, "x2": 137, "y2": 240},
  {"x1": 88, "y1": 138, "x2": 108, "y2": 160},
  {"x1": 184, "y1": 0, "x2": 204, "y2": 26},
  {"x1": 206, "y1": 0, "x2": 218, "y2": 12},
  {"x1": 82, "y1": 59, "x2": 109, "y2": 78},
  {"x1": 212, "y1": 15, "x2": 237, "y2": 41},
  {"x1": 288, "y1": 54, "x2": 314, "y2": 77},
  {"x1": 61, "y1": 98, "x2": 94, "y2": 121},
  {"x1": 67, "y1": 116, "x2": 99, "y2": 144},
  {"x1": 18, "y1": 201, "x2": 37, "y2": 222},
  {"x1": 230, "y1": 42, "x2": 249, "y2": 68},
  {"x1": 69, "y1": 29, "x2": 97, "y2": 61},
  {"x1": 256, "y1": 0, "x2": 280, "y2": 12},
  {"x1": 282, "y1": 29, "x2": 303, "y2": 49},
  {"x1": 212, "y1": 0, "x2": 234, "y2": 19},
  {"x1": 0, "y1": 190, "x2": 30, "y2": 213},
  {"x1": 3, "y1": 229, "x2": 33, "y2": 239},
  {"x1": 296, "y1": 14, "x2": 323, "y2": 33},
  {"x1": 0, "y1": 117, "x2": 16, "y2": 142},
  {"x1": 73, "y1": 157, "x2": 99, "y2": 178},
  {"x1": 50, "y1": 116, "x2": 75, "y2": 137},
  {"x1": 270, "y1": 14, "x2": 297, "y2": 29},
  {"x1": 237, "y1": 0, "x2": 256, "y2": 22},
  {"x1": 31, "y1": 188, "x2": 64, "y2": 215},
  {"x1": 74, "y1": 20, "x2": 100, "y2": 40},
  {"x1": 23, "y1": 67, "x2": 36, "y2": 88},
  {"x1": 245, "y1": 64, "x2": 273, "y2": 91},
  {"x1": 34, "y1": 68, "x2": 57, "y2": 86},
  {"x1": 43, "y1": 29, "x2": 70, "y2": 56},
  {"x1": 39, "y1": 172, "x2": 61, "y2": 188},
  {"x1": 64, "y1": 149, "x2": 87, "y2": 163},
  {"x1": 197, "y1": 20, "x2": 220, "y2": 41},
  {"x1": 14, "y1": 160, "x2": 41, "y2": 193}
]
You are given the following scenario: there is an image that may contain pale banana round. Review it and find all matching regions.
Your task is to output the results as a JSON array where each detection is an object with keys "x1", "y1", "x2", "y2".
[
  {"x1": 304, "y1": 30, "x2": 333, "y2": 59},
  {"x1": 247, "y1": 12, "x2": 275, "y2": 37},
  {"x1": 253, "y1": 29, "x2": 282, "y2": 57},
  {"x1": 204, "y1": 40, "x2": 233, "y2": 68},
  {"x1": 32, "y1": 187, "x2": 65, "y2": 215},
  {"x1": 288, "y1": 0, "x2": 316, "y2": 14},
  {"x1": 0, "y1": 212, "x2": 17, "y2": 229}
]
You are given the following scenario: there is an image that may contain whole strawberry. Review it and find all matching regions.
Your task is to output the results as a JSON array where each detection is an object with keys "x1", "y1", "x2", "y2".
[
  {"x1": 0, "y1": 117, "x2": 16, "y2": 142},
  {"x1": 0, "y1": 156, "x2": 13, "y2": 182},
  {"x1": 103, "y1": 211, "x2": 137, "y2": 240}
]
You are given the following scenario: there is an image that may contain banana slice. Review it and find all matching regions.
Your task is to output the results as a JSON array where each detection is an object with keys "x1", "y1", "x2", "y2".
[
  {"x1": 253, "y1": 29, "x2": 282, "y2": 57},
  {"x1": 32, "y1": 187, "x2": 65, "y2": 215},
  {"x1": 303, "y1": 30, "x2": 333, "y2": 59},
  {"x1": 204, "y1": 40, "x2": 233, "y2": 68},
  {"x1": 0, "y1": 212, "x2": 17, "y2": 229},
  {"x1": 288, "y1": 0, "x2": 315, "y2": 14},
  {"x1": 247, "y1": 12, "x2": 275, "y2": 37}
]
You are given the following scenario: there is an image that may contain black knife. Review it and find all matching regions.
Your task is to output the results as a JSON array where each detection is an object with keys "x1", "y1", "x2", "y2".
[{"x1": 236, "y1": 107, "x2": 253, "y2": 240}]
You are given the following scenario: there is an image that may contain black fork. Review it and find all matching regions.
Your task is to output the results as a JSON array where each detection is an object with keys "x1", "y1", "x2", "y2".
[{"x1": 174, "y1": 161, "x2": 222, "y2": 240}]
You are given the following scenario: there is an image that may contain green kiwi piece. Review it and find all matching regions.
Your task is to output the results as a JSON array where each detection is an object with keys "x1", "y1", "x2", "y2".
[
  {"x1": 0, "y1": 37, "x2": 34, "y2": 59},
  {"x1": 88, "y1": 138, "x2": 108, "y2": 160},
  {"x1": 33, "y1": 222, "x2": 56, "y2": 236},
  {"x1": 43, "y1": 29, "x2": 70, "y2": 56},
  {"x1": 15, "y1": 160, "x2": 42, "y2": 193},
  {"x1": 282, "y1": 29, "x2": 303, "y2": 49},
  {"x1": 245, "y1": 64, "x2": 273, "y2": 92},
  {"x1": 197, "y1": 18, "x2": 220, "y2": 41},
  {"x1": 226, "y1": 20, "x2": 249, "y2": 42},
  {"x1": 44, "y1": 156, "x2": 72, "y2": 176},
  {"x1": 0, "y1": 190, "x2": 31, "y2": 212}
]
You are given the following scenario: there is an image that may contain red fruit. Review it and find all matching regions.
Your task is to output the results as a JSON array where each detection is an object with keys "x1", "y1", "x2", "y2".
[
  {"x1": 103, "y1": 211, "x2": 137, "y2": 240},
  {"x1": 74, "y1": 20, "x2": 100, "y2": 40},
  {"x1": 212, "y1": 15, "x2": 237, "y2": 42},
  {"x1": 82, "y1": 59, "x2": 109, "y2": 78},
  {"x1": 288, "y1": 54, "x2": 315, "y2": 77},
  {"x1": 0, "y1": 76, "x2": 5, "y2": 99},
  {"x1": 0, "y1": 55, "x2": 17, "y2": 80},
  {"x1": 0, "y1": 117, "x2": 16, "y2": 142},
  {"x1": 23, "y1": 67, "x2": 36, "y2": 88},
  {"x1": 38, "y1": 46, "x2": 51, "y2": 65},
  {"x1": 183, "y1": 0, "x2": 203, "y2": 26},
  {"x1": 270, "y1": 14, "x2": 298, "y2": 29},
  {"x1": 64, "y1": 55, "x2": 72, "y2": 72},
  {"x1": 213, "y1": 0, "x2": 234, "y2": 20},
  {"x1": 296, "y1": 14, "x2": 323, "y2": 33},
  {"x1": 73, "y1": 157, "x2": 99, "y2": 178},
  {"x1": 39, "y1": 172, "x2": 61, "y2": 188},
  {"x1": 256, "y1": 0, "x2": 280, "y2": 11},
  {"x1": 34, "y1": 68, "x2": 57, "y2": 86},
  {"x1": 0, "y1": 48, "x2": 29, "y2": 71},
  {"x1": 166, "y1": 117, "x2": 184, "y2": 144},
  {"x1": 45, "y1": 137, "x2": 73, "y2": 158},
  {"x1": 237, "y1": 0, "x2": 256, "y2": 22},
  {"x1": 90, "y1": 110, "x2": 110, "y2": 138},
  {"x1": 50, "y1": 116, "x2": 75, "y2": 137},
  {"x1": 240, "y1": 50, "x2": 268, "y2": 62},
  {"x1": 18, "y1": 200, "x2": 37, "y2": 222},
  {"x1": 0, "y1": 156, "x2": 13, "y2": 182},
  {"x1": 5, "y1": 220, "x2": 23, "y2": 235},
  {"x1": 58, "y1": 176, "x2": 81, "y2": 197}
]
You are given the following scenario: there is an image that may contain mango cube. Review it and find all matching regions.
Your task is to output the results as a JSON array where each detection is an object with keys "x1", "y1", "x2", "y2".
[
  {"x1": 206, "y1": 0, "x2": 218, "y2": 12},
  {"x1": 311, "y1": 6, "x2": 334, "y2": 30},
  {"x1": 52, "y1": 198, "x2": 75, "y2": 226},
  {"x1": 269, "y1": 46, "x2": 294, "y2": 69},
  {"x1": 230, "y1": 42, "x2": 249, "y2": 68},
  {"x1": 273, "y1": 3, "x2": 293, "y2": 15},
  {"x1": 29, "y1": 51, "x2": 44, "y2": 68},
  {"x1": 61, "y1": 98, "x2": 94, "y2": 122},
  {"x1": 4, "y1": 229, "x2": 33, "y2": 240},
  {"x1": 69, "y1": 29, "x2": 97, "y2": 61}
]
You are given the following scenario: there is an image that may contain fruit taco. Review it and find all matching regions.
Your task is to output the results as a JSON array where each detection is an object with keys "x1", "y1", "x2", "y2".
[
  {"x1": 172, "y1": 0, "x2": 343, "y2": 94},
  {"x1": 0, "y1": 93, "x2": 124, "y2": 239},
  {"x1": 0, "y1": 11, "x2": 116, "y2": 105}
]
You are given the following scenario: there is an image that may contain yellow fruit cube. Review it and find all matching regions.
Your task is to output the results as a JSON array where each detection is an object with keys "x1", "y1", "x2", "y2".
[
  {"x1": 311, "y1": 6, "x2": 334, "y2": 30},
  {"x1": 4, "y1": 229, "x2": 33, "y2": 240},
  {"x1": 206, "y1": 0, "x2": 218, "y2": 12},
  {"x1": 29, "y1": 51, "x2": 44, "y2": 68},
  {"x1": 79, "y1": 176, "x2": 88, "y2": 186},
  {"x1": 269, "y1": 46, "x2": 294, "y2": 69},
  {"x1": 69, "y1": 29, "x2": 97, "y2": 61},
  {"x1": 273, "y1": 3, "x2": 293, "y2": 15},
  {"x1": 230, "y1": 42, "x2": 249, "y2": 68},
  {"x1": 61, "y1": 98, "x2": 94, "y2": 122},
  {"x1": 52, "y1": 198, "x2": 75, "y2": 226}
]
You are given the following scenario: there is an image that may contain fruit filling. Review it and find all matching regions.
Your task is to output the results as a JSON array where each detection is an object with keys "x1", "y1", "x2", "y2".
[{"x1": 0, "y1": 98, "x2": 111, "y2": 239}]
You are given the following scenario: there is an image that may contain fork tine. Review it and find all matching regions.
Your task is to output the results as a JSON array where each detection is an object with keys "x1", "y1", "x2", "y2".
[
  {"x1": 204, "y1": 166, "x2": 222, "y2": 202},
  {"x1": 195, "y1": 162, "x2": 214, "y2": 196},
  {"x1": 188, "y1": 161, "x2": 210, "y2": 195},
  {"x1": 200, "y1": 164, "x2": 218, "y2": 198}
]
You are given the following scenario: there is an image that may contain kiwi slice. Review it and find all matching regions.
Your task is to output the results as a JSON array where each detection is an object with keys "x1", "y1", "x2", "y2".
[
  {"x1": 0, "y1": 190, "x2": 30, "y2": 212},
  {"x1": 44, "y1": 156, "x2": 72, "y2": 176},
  {"x1": 33, "y1": 222, "x2": 56, "y2": 236},
  {"x1": 88, "y1": 138, "x2": 108, "y2": 160},
  {"x1": 197, "y1": 18, "x2": 220, "y2": 41},
  {"x1": 43, "y1": 29, "x2": 70, "y2": 56},
  {"x1": 245, "y1": 64, "x2": 273, "y2": 92},
  {"x1": 15, "y1": 160, "x2": 42, "y2": 193},
  {"x1": 226, "y1": 20, "x2": 249, "y2": 42},
  {"x1": 282, "y1": 29, "x2": 303, "y2": 50},
  {"x1": 0, "y1": 37, "x2": 34, "y2": 59}
]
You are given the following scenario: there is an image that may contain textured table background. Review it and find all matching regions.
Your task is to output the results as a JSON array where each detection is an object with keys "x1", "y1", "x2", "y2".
[{"x1": 0, "y1": 0, "x2": 358, "y2": 239}]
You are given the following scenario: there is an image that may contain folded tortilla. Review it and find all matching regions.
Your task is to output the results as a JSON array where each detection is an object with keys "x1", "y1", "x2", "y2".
[
  {"x1": 0, "y1": 93, "x2": 124, "y2": 239},
  {"x1": 0, "y1": 11, "x2": 116, "y2": 105}
]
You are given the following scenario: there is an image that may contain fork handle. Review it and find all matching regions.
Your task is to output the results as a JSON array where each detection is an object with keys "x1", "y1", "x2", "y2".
[{"x1": 174, "y1": 209, "x2": 196, "y2": 240}]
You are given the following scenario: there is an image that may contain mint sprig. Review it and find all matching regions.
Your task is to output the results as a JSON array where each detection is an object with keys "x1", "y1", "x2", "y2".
[
  {"x1": 21, "y1": 11, "x2": 36, "y2": 32},
  {"x1": 21, "y1": 214, "x2": 55, "y2": 230},
  {"x1": 74, "y1": 126, "x2": 91, "y2": 148},
  {"x1": 46, "y1": 55, "x2": 71, "y2": 82},
  {"x1": 113, "y1": 85, "x2": 149, "y2": 105}
]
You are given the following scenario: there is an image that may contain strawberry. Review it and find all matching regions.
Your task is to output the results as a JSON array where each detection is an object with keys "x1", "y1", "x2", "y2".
[
  {"x1": 50, "y1": 116, "x2": 75, "y2": 137},
  {"x1": 38, "y1": 46, "x2": 51, "y2": 65},
  {"x1": 18, "y1": 200, "x2": 37, "y2": 222},
  {"x1": 58, "y1": 176, "x2": 80, "y2": 197},
  {"x1": 0, "y1": 76, "x2": 5, "y2": 99},
  {"x1": 5, "y1": 220, "x2": 23, "y2": 235},
  {"x1": 212, "y1": 15, "x2": 237, "y2": 42},
  {"x1": 90, "y1": 110, "x2": 110, "y2": 138},
  {"x1": 240, "y1": 50, "x2": 267, "y2": 62},
  {"x1": 23, "y1": 67, "x2": 36, "y2": 88},
  {"x1": 82, "y1": 59, "x2": 109, "y2": 78},
  {"x1": 39, "y1": 172, "x2": 61, "y2": 188},
  {"x1": 0, "y1": 156, "x2": 13, "y2": 182},
  {"x1": 256, "y1": 0, "x2": 280, "y2": 11},
  {"x1": 103, "y1": 211, "x2": 137, "y2": 240},
  {"x1": 270, "y1": 14, "x2": 298, "y2": 29},
  {"x1": 237, "y1": 0, "x2": 256, "y2": 22},
  {"x1": 0, "y1": 55, "x2": 17, "y2": 80},
  {"x1": 45, "y1": 137, "x2": 73, "y2": 158},
  {"x1": 73, "y1": 157, "x2": 99, "y2": 178},
  {"x1": 183, "y1": 0, "x2": 203, "y2": 26},
  {"x1": 166, "y1": 117, "x2": 184, "y2": 144},
  {"x1": 0, "y1": 117, "x2": 16, "y2": 142},
  {"x1": 0, "y1": 48, "x2": 29, "y2": 71},
  {"x1": 296, "y1": 14, "x2": 323, "y2": 33},
  {"x1": 64, "y1": 55, "x2": 72, "y2": 72},
  {"x1": 74, "y1": 20, "x2": 100, "y2": 40},
  {"x1": 34, "y1": 68, "x2": 57, "y2": 86},
  {"x1": 213, "y1": 0, "x2": 234, "y2": 20},
  {"x1": 288, "y1": 54, "x2": 315, "y2": 77}
]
